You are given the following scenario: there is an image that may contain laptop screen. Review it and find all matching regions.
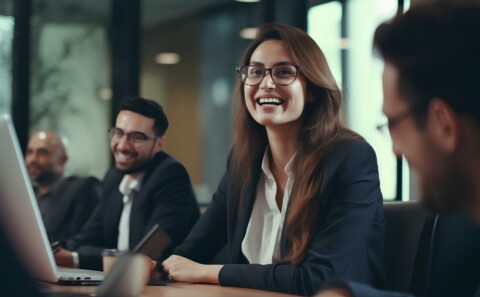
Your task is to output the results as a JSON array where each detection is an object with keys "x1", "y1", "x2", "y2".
[{"x1": 0, "y1": 115, "x2": 60, "y2": 283}]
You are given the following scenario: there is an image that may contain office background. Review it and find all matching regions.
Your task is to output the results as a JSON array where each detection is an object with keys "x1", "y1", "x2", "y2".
[{"x1": 0, "y1": 0, "x2": 434, "y2": 205}]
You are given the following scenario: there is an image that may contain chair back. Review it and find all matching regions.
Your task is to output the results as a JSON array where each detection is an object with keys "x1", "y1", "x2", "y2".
[
  {"x1": 385, "y1": 201, "x2": 480, "y2": 297},
  {"x1": 383, "y1": 201, "x2": 432, "y2": 292},
  {"x1": 419, "y1": 213, "x2": 480, "y2": 297}
]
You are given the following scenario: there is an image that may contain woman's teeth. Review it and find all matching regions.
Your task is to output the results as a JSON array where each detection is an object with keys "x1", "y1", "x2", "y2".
[{"x1": 257, "y1": 98, "x2": 283, "y2": 105}]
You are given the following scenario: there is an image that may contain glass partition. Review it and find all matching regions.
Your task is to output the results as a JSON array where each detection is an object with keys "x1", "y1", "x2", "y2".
[
  {"x1": 0, "y1": 0, "x2": 14, "y2": 115},
  {"x1": 307, "y1": 1, "x2": 342, "y2": 91},
  {"x1": 141, "y1": 0, "x2": 251, "y2": 205},
  {"x1": 346, "y1": 0, "x2": 406, "y2": 200},
  {"x1": 29, "y1": 1, "x2": 112, "y2": 179},
  {"x1": 308, "y1": 0, "x2": 408, "y2": 200}
]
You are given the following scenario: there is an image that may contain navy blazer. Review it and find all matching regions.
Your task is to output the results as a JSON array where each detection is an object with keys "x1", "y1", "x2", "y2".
[
  {"x1": 335, "y1": 211, "x2": 480, "y2": 297},
  {"x1": 174, "y1": 139, "x2": 386, "y2": 295},
  {"x1": 329, "y1": 281, "x2": 414, "y2": 297},
  {"x1": 67, "y1": 152, "x2": 200, "y2": 270}
]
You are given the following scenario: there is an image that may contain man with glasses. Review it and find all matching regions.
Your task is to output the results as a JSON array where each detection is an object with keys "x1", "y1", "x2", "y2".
[
  {"x1": 315, "y1": 2, "x2": 480, "y2": 297},
  {"x1": 54, "y1": 97, "x2": 200, "y2": 271}
]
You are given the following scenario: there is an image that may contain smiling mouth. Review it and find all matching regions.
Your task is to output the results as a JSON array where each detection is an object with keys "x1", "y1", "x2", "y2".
[
  {"x1": 256, "y1": 97, "x2": 284, "y2": 106},
  {"x1": 115, "y1": 151, "x2": 136, "y2": 163}
]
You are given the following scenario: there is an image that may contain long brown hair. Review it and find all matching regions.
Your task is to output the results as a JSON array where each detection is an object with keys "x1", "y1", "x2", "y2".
[{"x1": 230, "y1": 23, "x2": 360, "y2": 264}]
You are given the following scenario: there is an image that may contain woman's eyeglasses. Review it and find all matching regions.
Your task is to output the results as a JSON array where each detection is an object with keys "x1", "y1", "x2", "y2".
[{"x1": 236, "y1": 64, "x2": 301, "y2": 86}]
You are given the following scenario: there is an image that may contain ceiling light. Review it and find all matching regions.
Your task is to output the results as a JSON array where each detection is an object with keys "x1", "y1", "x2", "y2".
[
  {"x1": 99, "y1": 88, "x2": 112, "y2": 100},
  {"x1": 155, "y1": 53, "x2": 181, "y2": 65},
  {"x1": 240, "y1": 27, "x2": 258, "y2": 39},
  {"x1": 235, "y1": 0, "x2": 261, "y2": 2}
]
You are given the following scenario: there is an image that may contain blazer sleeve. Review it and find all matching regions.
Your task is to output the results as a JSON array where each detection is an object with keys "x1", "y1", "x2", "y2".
[
  {"x1": 347, "y1": 282, "x2": 414, "y2": 297},
  {"x1": 66, "y1": 201, "x2": 107, "y2": 270},
  {"x1": 140, "y1": 160, "x2": 200, "y2": 258},
  {"x1": 323, "y1": 280, "x2": 415, "y2": 297},
  {"x1": 64, "y1": 177, "x2": 101, "y2": 241},
  {"x1": 66, "y1": 173, "x2": 114, "y2": 270},
  {"x1": 219, "y1": 140, "x2": 384, "y2": 295},
  {"x1": 66, "y1": 169, "x2": 118, "y2": 254},
  {"x1": 173, "y1": 173, "x2": 229, "y2": 264}
]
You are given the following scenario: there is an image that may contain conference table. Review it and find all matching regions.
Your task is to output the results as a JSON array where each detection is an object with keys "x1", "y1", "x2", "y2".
[{"x1": 41, "y1": 282, "x2": 302, "y2": 297}]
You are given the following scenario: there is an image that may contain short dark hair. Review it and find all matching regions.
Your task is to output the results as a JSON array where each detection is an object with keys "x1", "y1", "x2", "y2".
[
  {"x1": 374, "y1": 2, "x2": 480, "y2": 124},
  {"x1": 118, "y1": 96, "x2": 169, "y2": 136}
]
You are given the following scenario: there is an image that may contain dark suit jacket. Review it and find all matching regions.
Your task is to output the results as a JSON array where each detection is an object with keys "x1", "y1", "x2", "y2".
[
  {"x1": 334, "y1": 273, "x2": 480, "y2": 297},
  {"x1": 174, "y1": 139, "x2": 386, "y2": 295},
  {"x1": 331, "y1": 281, "x2": 414, "y2": 297},
  {"x1": 336, "y1": 211, "x2": 480, "y2": 297},
  {"x1": 67, "y1": 152, "x2": 200, "y2": 270},
  {"x1": 38, "y1": 176, "x2": 100, "y2": 243}
]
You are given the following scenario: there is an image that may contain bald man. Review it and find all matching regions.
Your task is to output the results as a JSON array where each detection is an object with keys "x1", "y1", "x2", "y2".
[{"x1": 26, "y1": 131, "x2": 100, "y2": 243}]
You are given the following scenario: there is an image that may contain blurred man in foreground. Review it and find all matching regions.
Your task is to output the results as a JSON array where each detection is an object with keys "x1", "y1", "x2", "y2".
[{"x1": 316, "y1": 2, "x2": 480, "y2": 297}]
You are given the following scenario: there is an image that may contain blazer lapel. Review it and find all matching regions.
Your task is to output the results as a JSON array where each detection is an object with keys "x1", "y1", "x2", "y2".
[
  {"x1": 104, "y1": 187, "x2": 124, "y2": 245},
  {"x1": 128, "y1": 189, "x2": 143, "y2": 247},
  {"x1": 231, "y1": 165, "x2": 262, "y2": 264}
]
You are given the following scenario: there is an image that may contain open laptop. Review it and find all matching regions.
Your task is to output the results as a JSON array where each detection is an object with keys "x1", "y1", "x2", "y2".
[
  {"x1": 39, "y1": 253, "x2": 149, "y2": 297},
  {"x1": 0, "y1": 221, "x2": 148, "y2": 297},
  {"x1": 0, "y1": 114, "x2": 103, "y2": 285}
]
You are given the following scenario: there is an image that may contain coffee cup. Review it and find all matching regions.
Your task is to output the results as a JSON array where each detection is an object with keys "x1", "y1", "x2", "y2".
[{"x1": 102, "y1": 249, "x2": 121, "y2": 274}]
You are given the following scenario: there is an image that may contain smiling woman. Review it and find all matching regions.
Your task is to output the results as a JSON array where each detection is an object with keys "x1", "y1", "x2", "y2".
[
  {"x1": 160, "y1": 23, "x2": 386, "y2": 296},
  {"x1": 243, "y1": 39, "x2": 307, "y2": 130}
]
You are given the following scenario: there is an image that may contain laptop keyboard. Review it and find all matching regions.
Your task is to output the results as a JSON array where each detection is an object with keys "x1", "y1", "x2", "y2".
[{"x1": 58, "y1": 271, "x2": 96, "y2": 278}]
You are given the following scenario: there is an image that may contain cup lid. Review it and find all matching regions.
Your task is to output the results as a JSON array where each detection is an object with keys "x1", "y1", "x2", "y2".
[{"x1": 102, "y1": 249, "x2": 120, "y2": 256}]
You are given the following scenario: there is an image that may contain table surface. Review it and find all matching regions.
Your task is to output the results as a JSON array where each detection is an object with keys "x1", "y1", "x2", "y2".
[{"x1": 40, "y1": 282, "x2": 302, "y2": 297}]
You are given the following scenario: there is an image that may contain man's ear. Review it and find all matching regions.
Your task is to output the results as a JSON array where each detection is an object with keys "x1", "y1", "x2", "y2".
[
  {"x1": 427, "y1": 98, "x2": 459, "y2": 153},
  {"x1": 154, "y1": 136, "x2": 165, "y2": 152},
  {"x1": 58, "y1": 152, "x2": 68, "y2": 166},
  {"x1": 62, "y1": 154, "x2": 68, "y2": 165}
]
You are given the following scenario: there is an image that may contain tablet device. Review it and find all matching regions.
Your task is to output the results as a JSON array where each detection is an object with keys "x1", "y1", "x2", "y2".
[{"x1": 133, "y1": 224, "x2": 172, "y2": 260}]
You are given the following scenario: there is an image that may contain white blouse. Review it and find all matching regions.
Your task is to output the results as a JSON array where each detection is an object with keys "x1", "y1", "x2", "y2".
[{"x1": 241, "y1": 150, "x2": 295, "y2": 264}]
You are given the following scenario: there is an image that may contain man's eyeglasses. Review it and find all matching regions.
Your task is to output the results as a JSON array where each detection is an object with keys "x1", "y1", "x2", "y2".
[
  {"x1": 376, "y1": 109, "x2": 416, "y2": 133},
  {"x1": 108, "y1": 128, "x2": 157, "y2": 144},
  {"x1": 236, "y1": 64, "x2": 301, "y2": 86}
]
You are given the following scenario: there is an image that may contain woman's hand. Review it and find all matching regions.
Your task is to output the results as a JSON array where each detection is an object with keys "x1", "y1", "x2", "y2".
[{"x1": 162, "y1": 255, "x2": 223, "y2": 284}]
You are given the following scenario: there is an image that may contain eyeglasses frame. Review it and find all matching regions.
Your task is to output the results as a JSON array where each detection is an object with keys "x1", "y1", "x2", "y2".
[
  {"x1": 108, "y1": 127, "x2": 158, "y2": 145},
  {"x1": 236, "y1": 64, "x2": 302, "y2": 86}
]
